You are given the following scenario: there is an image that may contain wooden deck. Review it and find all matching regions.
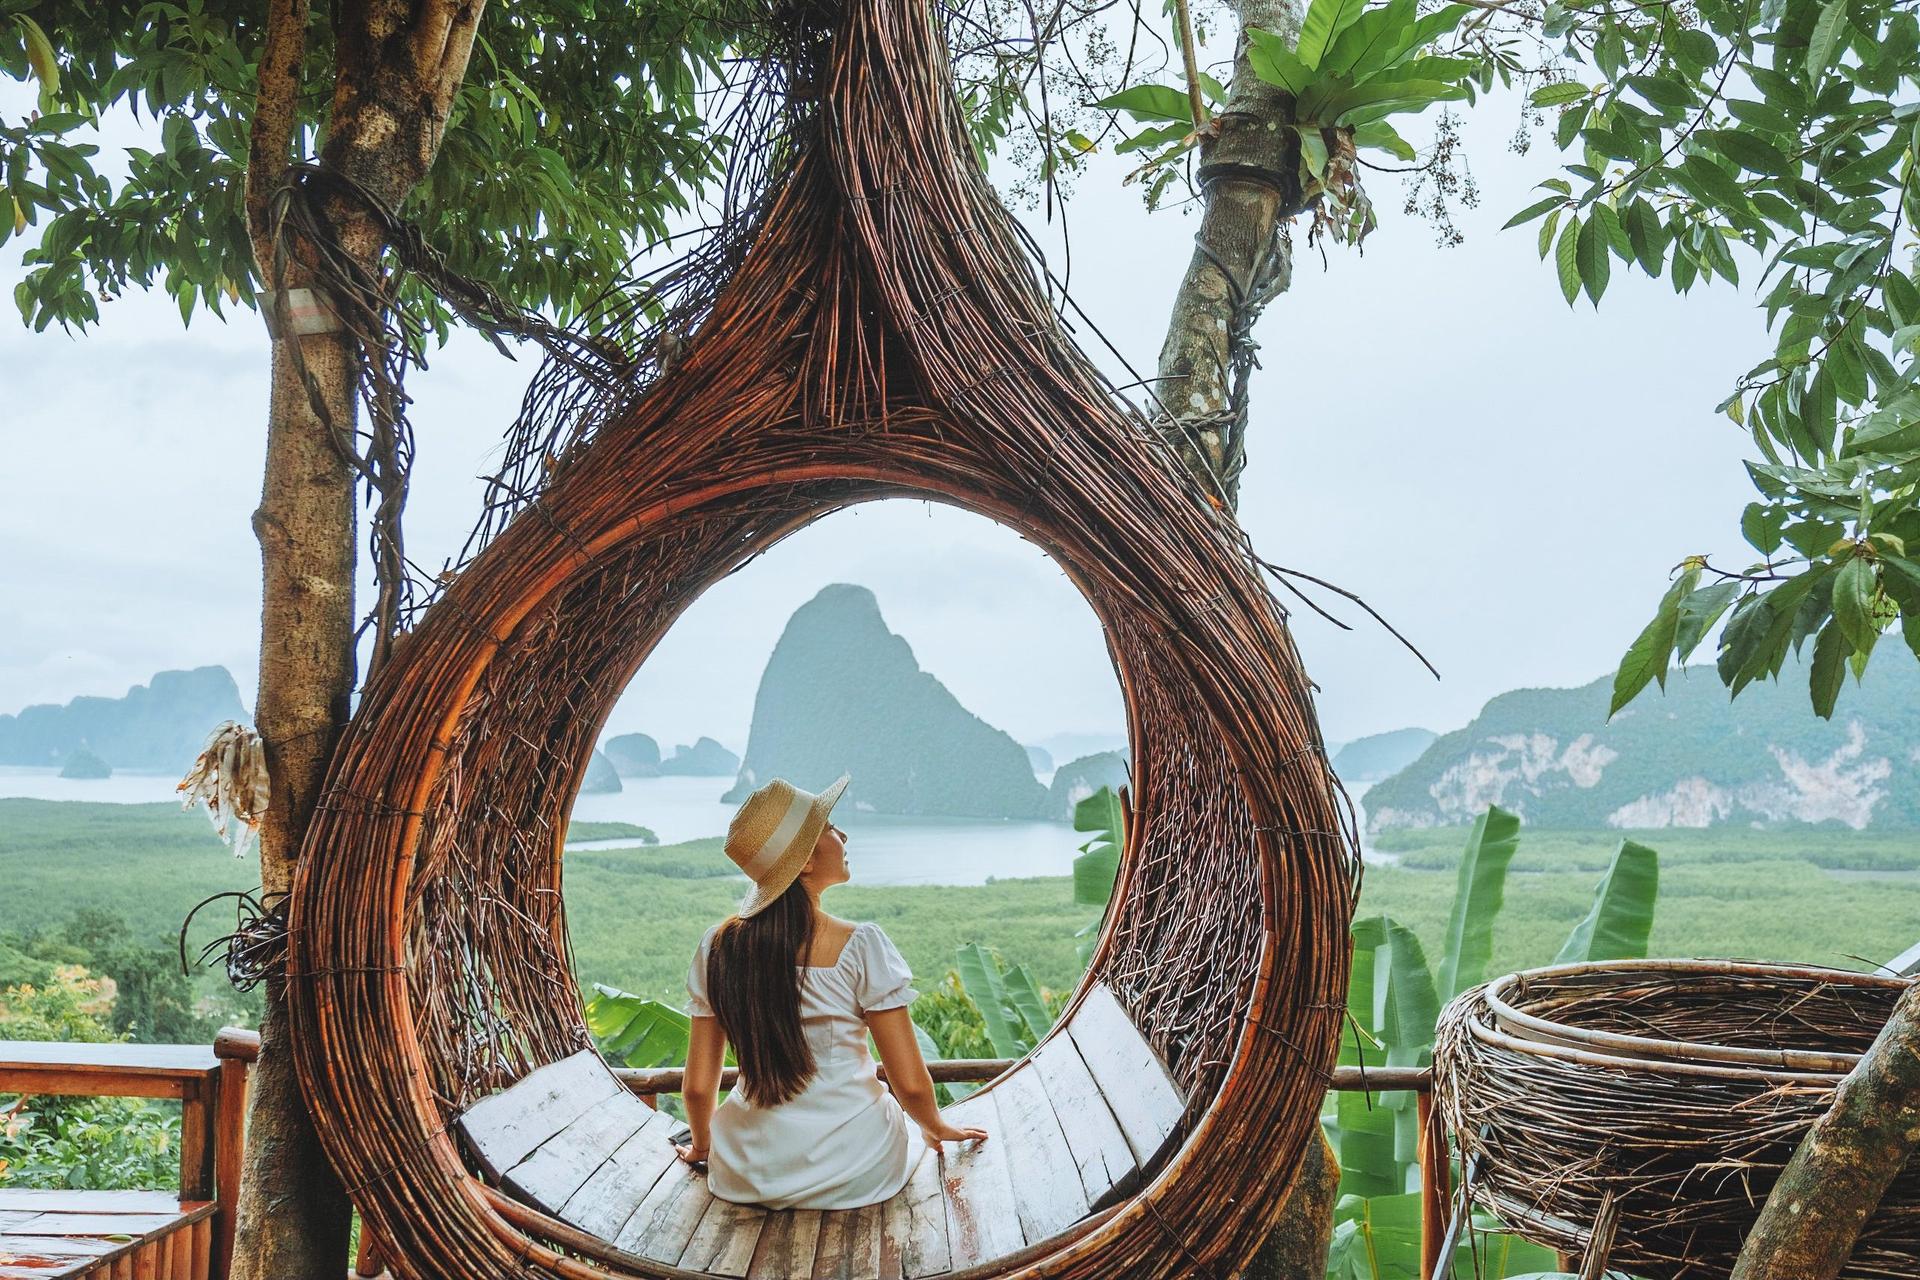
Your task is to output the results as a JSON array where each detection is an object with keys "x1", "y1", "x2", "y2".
[
  {"x1": 1, "y1": 1039, "x2": 251, "y2": 1280},
  {"x1": 0, "y1": 1190, "x2": 213, "y2": 1279},
  {"x1": 458, "y1": 985, "x2": 1186, "y2": 1278}
]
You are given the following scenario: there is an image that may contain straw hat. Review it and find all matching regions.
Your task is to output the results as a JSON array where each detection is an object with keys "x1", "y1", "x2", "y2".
[{"x1": 725, "y1": 774, "x2": 850, "y2": 917}]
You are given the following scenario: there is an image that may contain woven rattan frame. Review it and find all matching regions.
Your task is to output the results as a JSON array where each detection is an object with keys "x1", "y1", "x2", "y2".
[
  {"x1": 285, "y1": 0, "x2": 1358, "y2": 1274},
  {"x1": 1435, "y1": 960, "x2": 1920, "y2": 1279}
]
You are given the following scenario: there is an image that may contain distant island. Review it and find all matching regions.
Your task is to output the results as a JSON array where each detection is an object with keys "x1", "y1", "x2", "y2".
[
  {"x1": 723, "y1": 584, "x2": 1050, "y2": 819},
  {"x1": 59, "y1": 747, "x2": 113, "y2": 780},
  {"x1": 582, "y1": 750, "x2": 623, "y2": 794},
  {"x1": 660, "y1": 737, "x2": 739, "y2": 777},
  {"x1": 603, "y1": 733, "x2": 661, "y2": 776},
  {"x1": 1332, "y1": 728, "x2": 1436, "y2": 783},
  {"x1": 0, "y1": 666, "x2": 247, "y2": 773},
  {"x1": 600, "y1": 732, "x2": 739, "y2": 778},
  {"x1": 1365, "y1": 656, "x2": 1920, "y2": 832},
  {"x1": 1047, "y1": 750, "x2": 1128, "y2": 820}
]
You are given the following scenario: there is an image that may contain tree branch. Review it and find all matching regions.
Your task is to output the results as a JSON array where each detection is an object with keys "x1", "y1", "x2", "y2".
[
  {"x1": 1731, "y1": 981, "x2": 1920, "y2": 1280},
  {"x1": 246, "y1": 0, "x2": 310, "y2": 277}
]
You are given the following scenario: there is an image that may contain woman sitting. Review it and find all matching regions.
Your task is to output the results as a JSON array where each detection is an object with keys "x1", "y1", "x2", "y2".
[{"x1": 675, "y1": 774, "x2": 988, "y2": 1209}]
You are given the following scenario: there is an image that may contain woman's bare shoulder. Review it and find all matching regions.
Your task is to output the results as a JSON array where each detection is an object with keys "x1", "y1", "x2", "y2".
[{"x1": 808, "y1": 914, "x2": 860, "y2": 966}]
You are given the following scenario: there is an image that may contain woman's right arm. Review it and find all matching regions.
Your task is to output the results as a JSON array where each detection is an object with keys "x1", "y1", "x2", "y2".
[
  {"x1": 868, "y1": 1007, "x2": 988, "y2": 1149},
  {"x1": 677, "y1": 1014, "x2": 726, "y2": 1164}
]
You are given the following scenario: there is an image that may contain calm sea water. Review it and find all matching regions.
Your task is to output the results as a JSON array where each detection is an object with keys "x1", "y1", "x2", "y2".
[
  {"x1": 569, "y1": 775, "x2": 1088, "y2": 885},
  {"x1": 0, "y1": 765, "x2": 187, "y2": 805},
  {"x1": 2, "y1": 767, "x2": 1383, "y2": 881},
  {"x1": 0, "y1": 766, "x2": 1092, "y2": 887}
]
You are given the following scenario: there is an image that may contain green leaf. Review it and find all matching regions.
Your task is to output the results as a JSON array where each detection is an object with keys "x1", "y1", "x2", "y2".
[
  {"x1": 1610, "y1": 565, "x2": 1699, "y2": 715},
  {"x1": 1807, "y1": 0, "x2": 1848, "y2": 78},
  {"x1": 1352, "y1": 120, "x2": 1416, "y2": 160},
  {"x1": 1742, "y1": 502, "x2": 1786, "y2": 554},
  {"x1": 1304, "y1": 78, "x2": 1469, "y2": 127},
  {"x1": 1300, "y1": 127, "x2": 1330, "y2": 179},
  {"x1": 1555, "y1": 216, "x2": 1581, "y2": 305},
  {"x1": 1625, "y1": 199, "x2": 1667, "y2": 276},
  {"x1": 1530, "y1": 81, "x2": 1591, "y2": 107},
  {"x1": 1298, "y1": 0, "x2": 1371, "y2": 70},
  {"x1": 953, "y1": 943, "x2": 1027, "y2": 1057},
  {"x1": 17, "y1": 15, "x2": 59, "y2": 101},
  {"x1": 1831, "y1": 555, "x2": 1879, "y2": 651},
  {"x1": 1094, "y1": 84, "x2": 1195, "y2": 123},
  {"x1": 1717, "y1": 595, "x2": 1775, "y2": 688},
  {"x1": 585, "y1": 985, "x2": 693, "y2": 1068},
  {"x1": 1705, "y1": 129, "x2": 1793, "y2": 177},
  {"x1": 1320, "y1": 0, "x2": 1416, "y2": 79},
  {"x1": 1590, "y1": 201, "x2": 1631, "y2": 261},
  {"x1": 1071, "y1": 786, "x2": 1124, "y2": 906},
  {"x1": 1503, "y1": 195, "x2": 1564, "y2": 230},
  {"x1": 1554, "y1": 841, "x2": 1658, "y2": 964},
  {"x1": 1351, "y1": 916, "x2": 1441, "y2": 1057},
  {"x1": 1434, "y1": 806, "x2": 1521, "y2": 1000},
  {"x1": 1625, "y1": 74, "x2": 1693, "y2": 113},
  {"x1": 1245, "y1": 28, "x2": 1315, "y2": 94},
  {"x1": 1576, "y1": 212, "x2": 1610, "y2": 303},
  {"x1": 1809, "y1": 616, "x2": 1849, "y2": 717},
  {"x1": 1000, "y1": 964, "x2": 1054, "y2": 1043},
  {"x1": 1676, "y1": 580, "x2": 1740, "y2": 661}
]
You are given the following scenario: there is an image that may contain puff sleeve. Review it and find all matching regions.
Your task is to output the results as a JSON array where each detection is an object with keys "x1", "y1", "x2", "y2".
[
  {"x1": 855, "y1": 924, "x2": 918, "y2": 1014},
  {"x1": 686, "y1": 926, "x2": 716, "y2": 1017}
]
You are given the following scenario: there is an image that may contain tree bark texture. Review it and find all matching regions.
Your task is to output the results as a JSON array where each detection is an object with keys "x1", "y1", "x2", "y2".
[
  {"x1": 1153, "y1": 1, "x2": 1339, "y2": 1273},
  {"x1": 1237, "y1": 1129, "x2": 1339, "y2": 1280},
  {"x1": 234, "y1": 278, "x2": 361, "y2": 1280},
  {"x1": 1730, "y1": 981, "x2": 1920, "y2": 1280},
  {"x1": 232, "y1": 3, "x2": 484, "y2": 1277},
  {"x1": 1154, "y1": 0, "x2": 1304, "y2": 508}
]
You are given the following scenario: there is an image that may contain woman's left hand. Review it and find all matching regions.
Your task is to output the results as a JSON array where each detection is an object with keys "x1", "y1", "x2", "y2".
[{"x1": 675, "y1": 1141, "x2": 709, "y2": 1166}]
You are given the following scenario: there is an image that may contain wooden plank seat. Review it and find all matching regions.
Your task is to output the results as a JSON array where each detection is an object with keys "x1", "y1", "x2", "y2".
[
  {"x1": 456, "y1": 985, "x2": 1184, "y2": 1277},
  {"x1": 0, "y1": 1190, "x2": 214, "y2": 1280}
]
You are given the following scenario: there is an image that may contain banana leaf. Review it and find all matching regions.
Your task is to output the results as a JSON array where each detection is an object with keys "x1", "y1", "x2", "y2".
[
  {"x1": 1555, "y1": 839, "x2": 1660, "y2": 963},
  {"x1": 585, "y1": 984, "x2": 692, "y2": 1068},
  {"x1": 1435, "y1": 806, "x2": 1522, "y2": 1000},
  {"x1": 954, "y1": 942, "x2": 1028, "y2": 1057}
]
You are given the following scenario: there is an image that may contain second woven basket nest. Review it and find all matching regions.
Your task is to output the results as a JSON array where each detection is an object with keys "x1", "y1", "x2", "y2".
[{"x1": 1433, "y1": 959, "x2": 1918, "y2": 1280}]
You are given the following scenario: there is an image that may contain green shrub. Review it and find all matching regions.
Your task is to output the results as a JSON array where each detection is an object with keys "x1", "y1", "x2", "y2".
[{"x1": 0, "y1": 965, "x2": 182, "y2": 1191}]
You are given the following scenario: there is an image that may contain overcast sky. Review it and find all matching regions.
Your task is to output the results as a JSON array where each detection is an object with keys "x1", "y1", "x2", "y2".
[{"x1": 0, "y1": 75, "x2": 1762, "y2": 755}]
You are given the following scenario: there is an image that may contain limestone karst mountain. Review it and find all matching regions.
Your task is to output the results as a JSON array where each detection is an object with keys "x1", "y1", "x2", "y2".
[
  {"x1": 659, "y1": 737, "x2": 740, "y2": 777},
  {"x1": 1047, "y1": 751, "x2": 1129, "y2": 820},
  {"x1": 603, "y1": 733, "x2": 662, "y2": 776},
  {"x1": 582, "y1": 750, "x2": 623, "y2": 794},
  {"x1": 1331, "y1": 728, "x2": 1437, "y2": 783},
  {"x1": 1364, "y1": 658, "x2": 1920, "y2": 832},
  {"x1": 0, "y1": 667, "x2": 248, "y2": 772},
  {"x1": 722, "y1": 584, "x2": 1050, "y2": 819}
]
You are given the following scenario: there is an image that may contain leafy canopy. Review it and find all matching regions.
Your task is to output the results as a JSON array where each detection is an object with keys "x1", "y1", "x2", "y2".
[
  {"x1": 1095, "y1": 0, "x2": 1483, "y2": 237},
  {"x1": 1503, "y1": 0, "x2": 1920, "y2": 717},
  {"x1": 1, "y1": 0, "x2": 738, "y2": 332}
]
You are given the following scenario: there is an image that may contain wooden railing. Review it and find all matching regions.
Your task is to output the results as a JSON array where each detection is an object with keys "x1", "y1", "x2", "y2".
[
  {"x1": 6, "y1": 1035, "x2": 1447, "y2": 1278},
  {"x1": 0, "y1": 1032, "x2": 253, "y2": 1279}
]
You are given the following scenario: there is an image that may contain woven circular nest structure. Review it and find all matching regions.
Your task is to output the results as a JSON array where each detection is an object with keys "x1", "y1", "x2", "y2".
[
  {"x1": 1434, "y1": 959, "x2": 1920, "y2": 1279},
  {"x1": 283, "y1": 0, "x2": 1359, "y2": 1274}
]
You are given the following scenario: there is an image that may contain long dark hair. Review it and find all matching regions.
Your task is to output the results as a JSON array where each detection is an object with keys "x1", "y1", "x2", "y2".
[{"x1": 707, "y1": 880, "x2": 817, "y2": 1106}]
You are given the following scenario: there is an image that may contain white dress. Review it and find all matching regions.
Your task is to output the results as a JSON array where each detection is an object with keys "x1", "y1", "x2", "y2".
[{"x1": 686, "y1": 920, "x2": 923, "y2": 1209}]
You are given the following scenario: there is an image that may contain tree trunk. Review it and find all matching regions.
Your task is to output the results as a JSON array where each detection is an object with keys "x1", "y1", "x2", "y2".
[
  {"x1": 1153, "y1": 2, "x2": 1339, "y2": 1273},
  {"x1": 230, "y1": 4, "x2": 484, "y2": 1277},
  {"x1": 1154, "y1": 0, "x2": 1303, "y2": 508},
  {"x1": 1730, "y1": 981, "x2": 1920, "y2": 1280},
  {"x1": 232, "y1": 253, "x2": 363, "y2": 1280}
]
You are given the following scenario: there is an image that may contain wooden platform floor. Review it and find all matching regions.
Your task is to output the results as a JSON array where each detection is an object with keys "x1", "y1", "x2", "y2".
[
  {"x1": 0, "y1": 1189, "x2": 213, "y2": 1279},
  {"x1": 461, "y1": 986, "x2": 1185, "y2": 1278}
]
